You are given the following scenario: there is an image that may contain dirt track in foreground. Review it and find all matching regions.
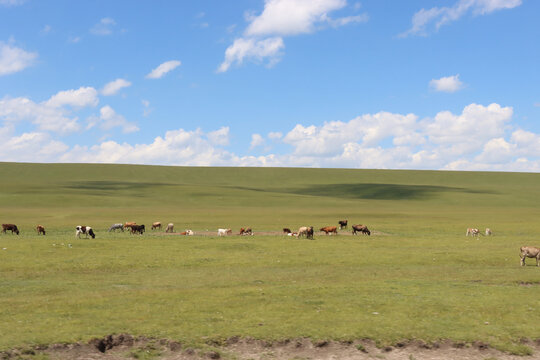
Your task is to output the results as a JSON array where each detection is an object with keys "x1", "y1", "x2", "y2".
[{"x1": 3, "y1": 336, "x2": 540, "y2": 360}]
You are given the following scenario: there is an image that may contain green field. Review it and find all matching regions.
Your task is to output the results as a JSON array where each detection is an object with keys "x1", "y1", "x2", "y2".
[{"x1": 0, "y1": 162, "x2": 539, "y2": 354}]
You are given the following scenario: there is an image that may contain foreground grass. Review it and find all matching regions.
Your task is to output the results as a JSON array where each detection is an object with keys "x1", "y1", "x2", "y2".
[{"x1": 0, "y1": 163, "x2": 539, "y2": 353}]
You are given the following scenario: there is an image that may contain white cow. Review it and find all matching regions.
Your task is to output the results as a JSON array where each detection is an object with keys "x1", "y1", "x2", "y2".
[
  {"x1": 76, "y1": 225, "x2": 95, "y2": 239},
  {"x1": 218, "y1": 228, "x2": 232, "y2": 236},
  {"x1": 165, "y1": 223, "x2": 174, "y2": 233},
  {"x1": 485, "y1": 228, "x2": 492, "y2": 236},
  {"x1": 466, "y1": 228, "x2": 480, "y2": 237},
  {"x1": 520, "y1": 246, "x2": 540, "y2": 266}
]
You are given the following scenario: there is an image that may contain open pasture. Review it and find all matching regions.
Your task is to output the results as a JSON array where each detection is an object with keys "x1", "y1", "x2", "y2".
[{"x1": 0, "y1": 162, "x2": 539, "y2": 354}]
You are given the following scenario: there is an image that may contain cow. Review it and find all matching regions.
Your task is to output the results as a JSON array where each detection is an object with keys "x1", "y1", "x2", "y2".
[
  {"x1": 352, "y1": 224, "x2": 370, "y2": 235},
  {"x1": 520, "y1": 246, "x2": 540, "y2": 267},
  {"x1": 165, "y1": 223, "x2": 174, "y2": 233},
  {"x1": 130, "y1": 224, "x2": 145, "y2": 235},
  {"x1": 36, "y1": 225, "x2": 46, "y2": 235},
  {"x1": 298, "y1": 226, "x2": 314, "y2": 239},
  {"x1": 338, "y1": 220, "x2": 348, "y2": 229},
  {"x1": 180, "y1": 230, "x2": 194, "y2": 236},
  {"x1": 519, "y1": 246, "x2": 540, "y2": 266},
  {"x1": 124, "y1": 222, "x2": 137, "y2": 230},
  {"x1": 108, "y1": 223, "x2": 124, "y2": 232},
  {"x1": 320, "y1": 226, "x2": 338, "y2": 235},
  {"x1": 218, "y1": 228, "x2": 232, "y2": 236},
  {"x1": 2, "y1": 224, "x2": 19, "y2": 235},
  {"x1": 151, "y1": 222, "x2": 162, "y2": 230},
  {"x1": 485, "y1": 228, "x2": 492, "y2": 236},
  {"x1": 239, "y1": 227, "x2": 253, "y2": 235},
  {"x1": 283, "y1": 228, "x2": 292, "y2": 234},
  {"x1": 466, "y1": 228, "x2": 480, "y2": 237},
  {"x1": 76, "y1": 225, "x2": 95, "y2": 239}
]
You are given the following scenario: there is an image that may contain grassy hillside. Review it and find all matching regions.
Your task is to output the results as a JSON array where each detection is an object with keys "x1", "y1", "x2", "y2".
[{"x1": 0, "y1": 162, "x2": 539, "y2": 353}]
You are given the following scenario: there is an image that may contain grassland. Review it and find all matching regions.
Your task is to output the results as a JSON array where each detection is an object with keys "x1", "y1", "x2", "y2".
[{"x1": 0, "y1": 162, "x2": 539, "y2": 354}]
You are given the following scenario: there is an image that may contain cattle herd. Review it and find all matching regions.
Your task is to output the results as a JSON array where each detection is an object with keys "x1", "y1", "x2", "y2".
[{"x1": 1, "y1": 221, "x2": 539, "y2": 267}]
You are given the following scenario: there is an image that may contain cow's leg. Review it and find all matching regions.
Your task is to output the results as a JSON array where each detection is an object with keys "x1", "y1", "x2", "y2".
[{"x1": 520, "y1": 255, "x2": 525, "y2": 266}]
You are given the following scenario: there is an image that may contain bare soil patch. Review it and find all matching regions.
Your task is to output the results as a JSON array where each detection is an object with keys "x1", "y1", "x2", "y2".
[{"x1": 2, "y1": 336, "x2": 539, "y2": 360}]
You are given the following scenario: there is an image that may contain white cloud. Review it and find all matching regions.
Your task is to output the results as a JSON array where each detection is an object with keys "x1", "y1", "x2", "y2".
[
  {"x1": 90, "y1": 17, "x2": 116, "y2": 36},
  {"x1": 218, "y1": 37, "x2": 284, "y2": 73},
  {"x1": 0, "y1": 126, "x2": 69, "y2": 162},
  {"x1": 87, "y1": 105, "x2": 139, "y2": 133},
  {"x1": 0, "y1": 87, "x2": 99, "y2": 134},
  {"x1": 142, "y1": 99, "x2": 151, "y2": 117},
  {"x1": 146, "y1": 60, "x2": 181, "y2": 79},
  {"x1": 250, "y1": 133, "x2": 265, "y2": 149},
  {"x1": 46, "y1": 87, "x2": 99, "y2": 108},
  {"x1": 0, "y1": 41, "x2": 38, "y2": 76},
  {"x1": 219, "y1": 0, "x2": 367, "y2": 72},
  {"x1": 268, "y1": 131, "x2": 283, "y2": 140},
  {"x1": 207, "y1": 127, "x2": 230, "y2": 146},
  {"x1": 101, "y1": 78, "x2": 132, "y2": 96},
  {"x1": 429, "y1": 74, "x2": 464, "y2": 93},
  {"x1": 401, "y1": 0, "x2": 522, "y2": 37},
  {"x1": 60, "y1": 128, "x2": 240, "y2": 166}
]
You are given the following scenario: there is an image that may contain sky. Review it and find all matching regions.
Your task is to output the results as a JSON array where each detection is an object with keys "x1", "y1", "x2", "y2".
[{"x1": 0, "y1": 0, "x2": 539, "y2": 171}]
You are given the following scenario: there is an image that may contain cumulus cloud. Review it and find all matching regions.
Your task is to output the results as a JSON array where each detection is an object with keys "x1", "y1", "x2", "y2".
[
  {"x1": 0, "y1": 41, "x2": 38, "y2": 76},
  {"x1": 430, "y1": 74, "x2": 464, "y2": 93},
  {"x1": 0, "y1": 126, "x2": 69, "y2": 162},
  {"x1": 218, "y1": 37, "x2": 284, "y2": 73},
  {"x1": 46, "y1": 87, "x2": 99, "y2": 108},
  {"x1": 90, "y1": 17, "x2": 116, "y2": 36},
  {"x1": 101, "y1": 78, "x2": 132, "y2": 96},
  {"x1": 87, "y1": 105, "x2": 139, "y2": 133},
  {"x1": 250, "y1": 133, "x2": 265, "y2": 149},
  {"x1": 146, "y1": 60, "x2": 181, "y2": 79},
  {"x1": 218, "y1": 0, "x2": 367, "y2": 72},
  {"x1": 2, "y1": 101, "x2": 540, "y2": 172},
  {"x1": 60, "y1": 128, "x2": 241, "y2": 166},
  {"x1": 0, "y1": 87, "x2": 99, "y2": 134},
  {"x1": 401, "y1": 0, "x2": 521, "y2": 37}
]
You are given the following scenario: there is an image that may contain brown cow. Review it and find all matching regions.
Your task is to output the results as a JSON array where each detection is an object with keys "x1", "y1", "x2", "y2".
[
  {"x1": 320, "y1": 226, "x2": 338, "y2": 235},
  {"x1": 283, "y1": 228, "x2": 292, "y2": 234},
  {"x1": 2, "y1": 224, "x2": 19, "y2": 235},
  {"x1": 130, "y1": 224, "x2": 145, "y2": 235},
  {"x1": 151, "y1": 222, "x2": 162, "y2": 230},
  {"x1": 520, "y1": 246, "x2": 540, "y2": 267},
  {"x1": 338, "y1": 220, "x2": 348, "y2": 229},
  {"x1": 36, "y1": 225, "x2": 46, "y2": 235},
  {"x1": 124, "y1": 222, "x2": 137, "y2": 230},
  {"x1": 352, "y1": 224, "x2": 370, "y2": 235},
  {"x1": 239, "y1": 227, "x2": 253, "y2": 235}
]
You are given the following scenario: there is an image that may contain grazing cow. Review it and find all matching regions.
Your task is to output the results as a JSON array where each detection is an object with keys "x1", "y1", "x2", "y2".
[
  {"x1": 165, "y1": 223, "x2": 174, "y2": 233},
  {"x1": 520, "y1": 246, "x2": 540, "y2": 267},
  {"x1": 297, "y1": 226, "x2": 314, "y2": 239},
  {"x1": 218, "y1": 228, "x2": 232, "y2": 236},
  {"x1": 320, "y1": 226, "x2": 338, "y2": 235},
  {"x1": 124, "y1": 222, "x2": 137, "y2": 231},
  {"x1": 485, "y1": 228, "x2": 492, "y2": 236},
  {"x1": 466, "y1": 228, "x2": 480, "y2": 237},
  {"x1": 108, "y1": 223, "x2": 124, "y2": 232},
  {"x1": 151, "y1": 222, "x2": 162, "y2": 230},
  {"x1": 352, "y1": 224, "x2": 370, "y2": 235},
  {"x1": 130, "y1": 224, "x2": 145, "y2": 235},
  {"x1": 36, "y1": 225, "x2": 46, "y2": 235},
  {"x1": 283, "y1": 228, "x2": 292, "y2": 234},
  {"x1": 2, "y1": 224, "x2": 20, "y2": 235},
  {"x1": 75, "y1": 225, "x2": 95, "y2": 239},
  {"x1": 338, "y1": 220, "x2": 348, "y2": 229},
  {"x1": 239, "y1": 227, "x2": 253, "y2": 236}
]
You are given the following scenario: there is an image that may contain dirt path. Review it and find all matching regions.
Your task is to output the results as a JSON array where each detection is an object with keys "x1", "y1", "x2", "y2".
[{"x1": 3, "y1": 336, "x2": 539, "y2": 360}]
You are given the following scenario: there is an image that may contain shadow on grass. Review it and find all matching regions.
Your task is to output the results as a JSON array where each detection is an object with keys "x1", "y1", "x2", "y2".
[
  {"x1": 230, "y1": 183, "x2": 493, "y2": 200},
  {"x1": 62, "y1": 181, "x2": 176, "y2": 195},
  {"x1": 286, "y1": 183, "x2": 494, "y2": 200}
]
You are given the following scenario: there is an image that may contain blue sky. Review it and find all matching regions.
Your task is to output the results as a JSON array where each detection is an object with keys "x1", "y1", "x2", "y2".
[{"x1": 1, "y1": 0, "x2": 539, "y2": 171}]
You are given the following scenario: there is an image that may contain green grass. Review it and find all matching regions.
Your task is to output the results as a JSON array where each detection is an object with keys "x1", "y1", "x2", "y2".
[{"x1": 0, "y1": 162, "x2": 539, "y2": 353}]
